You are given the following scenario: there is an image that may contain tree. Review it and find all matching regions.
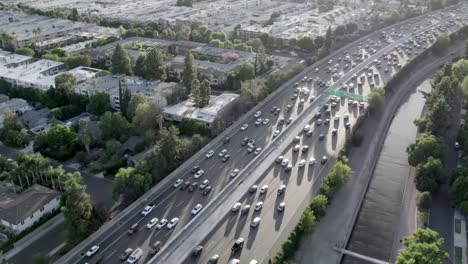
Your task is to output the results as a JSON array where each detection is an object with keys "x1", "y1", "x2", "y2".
[
  {"x1": 429, "y1": 0, "x2": 444, "y2": 10},
  {"x1": 238, "y1": 63, "x2": 255, "y2": 81},
  {"x1": 182, "y1": 51, "x2": 197, "y2": 91},
  {"x1": 64, "y1": 55, "x2": 91, "y2": 69},
  {"x1": 416, "y1": 192, "x2": 432, "y2": 211},
  {"x1": 426, "y1": 96, "x2": 452, "y2": 136},
  {"x1": 77, "y1": 120, "x2": 93, "y2": 154},
  {"x1": 55, "y1": 72, "x2": 76, "y2": 95},
  {"x1": 367, "y1": 87, "x2": 385, "y2": 113},
  {"x1": 191, "y1": 79, "x2": 202, "y2": 107},
  {"x1": 300, "y1": 208, "x2": 316, "y2": 234},
  {"x1": 297, "y1": 36, "x2": 314, "y2": 52},
  {"x1": 127, "y1": 93, "x2": 149, "y2": 120},
  {"x1": 415, "y1": 157, "x2": 444, "y2": 193},
  {"x1": 99, "y1": 112, "x2": 130, "y2": 142},
  {"x1": 15, "y1": 47, "x2": 35, "y2": 57},
  {"x1": 118, "y1": 80, "x2": 131, "y2": 118},
  {"x1": 406, "y1": 133, "x2": 447, "y2": 167},
  {"x1": 247, "y1": 38, "x2": 263, "y2": 52},
  {"x1": 176, "y1": 0, "x2": 193, "y2": 7},
  {"x1": 134, "y1": 54, "x2": 147, "y2": 77},
  {"x1": 449, "y1": 167, "x2": 468, "y2": 214},
  {"x1": 111, "y1": 44, "x2": 132, "y2": 75},
  {"x1": 88, "y1": 91, "x2": 111, "y2": 116},
  {"x1": 62, "y1": 172, "x2": 93, "y2": 246},
  {"x1": 451, "y1": 59, "x2": 468, "y2": 82},
  {"x1": 256, "y1": 45, "x2": 267, "y2": 75},
  {"x1": 432, "y1": 34, "x2": 450, "y2": 55},
  {"x1": 0, "y1": 108, "x2": 30, "y2": 147},
  {"x1": 314, "y1": 36, "x2": 325, "y2": 50},
  {"x1": 144, "y1": 47, "x2": 166, "y2": 81},
  {"x1": 112, "y1": 167, "x2": 152, "y2": 203},
  {"x1": 211, "y1": 31, "x2": 226, "y2": 42},
  {"x1": 464, "y1": 40, "x2": 468, "y2": 59},
  {"x1": 462, "y1": 76, "x2": 468, "y2": 99},
  {"x1": 345, "y1": 22, "x2": 358, "y2": 34},
  {"x1": 32, "y1": 253, "x2": 50, "y2": 264},
  {"x1": 395, "y1": 229, "x2": 448, "y2": 264},
  {"x1": 324, "y1": 26, "x2": 333, "y2": 51},
  {"x1": 199, "y1": 79, "x2": 211, "y2": 107},
  {"x1": 178, "y1": 118, "x2": 210, "y2": 136},
  {"x1": 309, "y1": 194, "x2": 329, "y2": 218},
  {"x1": 132, "y1": 101, "x2": 163, "y2": 135}
]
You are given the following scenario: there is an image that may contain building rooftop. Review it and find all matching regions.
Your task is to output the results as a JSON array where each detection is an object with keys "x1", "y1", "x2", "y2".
[
  {"x1": 67, "y1": 66, "x2": 103, "y2": 84},
  {"x1": 163, "y1": 93, "x2": 239, "y2": 123},
  {"x1": 0, "y1": 58, "x2": 64, "y2": 89},
  {"x1": 0, "y1": 184, "x2": 61, "y2": 225},
  {"x1": 0, "y1": 52, "x2": 33, "y2": 67}
]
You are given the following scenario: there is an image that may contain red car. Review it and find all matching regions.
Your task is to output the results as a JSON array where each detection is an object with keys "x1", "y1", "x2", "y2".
[{"x1": 181, "y1": 181, "x2": 191, "y2": 190}]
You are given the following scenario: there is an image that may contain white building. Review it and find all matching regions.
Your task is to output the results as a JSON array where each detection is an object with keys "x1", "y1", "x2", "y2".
[
  {"x1": 163, "y1": 93, "x2": 239, "y2": 125},
  {"x1": 0, "y1": 184, "x2": 61, "y2": 234},
  {"x1": 0, "y1": 98, "x2": 33, "y2": 128}
]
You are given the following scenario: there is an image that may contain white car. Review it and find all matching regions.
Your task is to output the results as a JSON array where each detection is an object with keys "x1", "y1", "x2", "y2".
[
  {"x1": 260, "y1": 185, "x2": 268, "y2": 194},
  {"x1": 302, "y1": 145, "x2": 309, "y2": 152},
  {"x1": 293, "y1": 144, "x2": 300, "y2": 152},
  {"x1": 299, "y1": 159, "x2": 306, "y2": 167},
  {"x1": 232, "y1": 202, "x2": 242, "y2": 212},
  {"x1": 251, "y1": 217, "x2": 261, "y2": 228},
  {"x1": 86, "y1": 245, "x2": 100, "y2": 257},
  {"x1": 273, "y1": 130, "x2": 280, "y2": 137},
  {"x1": 263, "y1": 118, "x2": 270, "y2": 125},
  {"x1": 304, "y1": 124, "x2": 311, "y2": 132},
  {"x1": 278, "y1": 202, "x2": 286, "y2": 212},
  {"x1": 254, "y1": 148, "x2": 262, "y2": 155},
  {"x1": 281, "y1": 159, "x2": 289, "y2": 167},
  {"x1": 167, "y1": 217, "x2": 179, "y2": 229},
  {"x1": 194, "y1": 169, "x2": 204, "y2": 179},
  {"x1": 199, "y1": 179, "x2": 209, "y2": 189},
  {"x1": 205, "y1": 150, "x2": 214, "y2": 159},
  {"x1": 255, "y1": 201, "x2": 264, "y2": 211},
  {"x1": 156, "y1": 218, "x2": 168, "y2": 229},
  {"x1": 276, "y1": 156, "x2": 284, "y2": 163},
  {"x1": 127, "y1": 248, "x2": 143, "y2": 264},
  {"x1": 218, "y1": 149, "x2": 228, "y2": 158},
  {"x1": 334, "y1": 114, "x2": 340, "y2": 121},
  {"x1": 173, "y1": 179, "x2": 183, "y2": 188},
  {"x1": 192, "y1": 204, "x2": 203, "y2": 215},
  {"x1": 241, "y1": 124, "x2": 249, "y2": 131},
  {"x1": 141, "y1": 204, "x2": 155, "y2": 216},
  {"x1": 309, "y1": 158, "x2": 316, "y2": 165},
  {"x1": 254, "y1": 111, "x2": 262, "y2": 118},
  {"x1": 147, "y1": 218, "x2": 158, "y2": 229},
  {"x1": 231, "y1": 169, "x2": 240, "y2": 178}
]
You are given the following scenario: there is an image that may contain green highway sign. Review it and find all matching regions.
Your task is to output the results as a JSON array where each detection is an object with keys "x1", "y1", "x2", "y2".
[{"x1": 328, "y1": 89, "x2": 364, "y2": 101}]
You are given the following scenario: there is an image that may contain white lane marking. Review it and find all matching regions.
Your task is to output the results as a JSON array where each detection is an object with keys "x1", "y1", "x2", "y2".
[
  {"x1": 176, "y1": 201, "x2": 185, "y2": 208},
  {"x1": 103, "y1": 250, "x2": 116, "y2": 261}
]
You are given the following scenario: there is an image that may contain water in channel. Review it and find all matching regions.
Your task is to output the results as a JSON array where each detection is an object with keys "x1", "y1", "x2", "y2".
[{"x1": 342, "y1": 80, "x2": 432, "y2": 263}]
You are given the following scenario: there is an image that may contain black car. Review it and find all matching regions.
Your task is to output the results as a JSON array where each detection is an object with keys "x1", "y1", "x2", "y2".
[
  {"x1": 224, "y1": 137, "x2": 230, "y2": 144},
  {"x1": 192, "y1": 245, "x2": 204, "y2": 257},
  {"x1": 231, "y1": 238, "x2": 245, "y2": 253},
  {"x1": 202, "y1": 185, "x2": 212, "y2": 195},
  {"x1": 191, "y1": 165, "x2": 200, "y2": 173},
  {"x1": 188, "y1": 182, "x2": 198, "y2": 192}
]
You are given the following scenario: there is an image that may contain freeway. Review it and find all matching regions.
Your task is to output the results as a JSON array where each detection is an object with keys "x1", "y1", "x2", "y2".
[{"x1": 56, "y1": 4, "x2": 466, "y2": 264}]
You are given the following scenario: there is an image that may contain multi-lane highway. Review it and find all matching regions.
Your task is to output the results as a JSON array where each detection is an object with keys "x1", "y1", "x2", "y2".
[{"x1": 56, "y1": 4, "x2": 468, "y2": 264}]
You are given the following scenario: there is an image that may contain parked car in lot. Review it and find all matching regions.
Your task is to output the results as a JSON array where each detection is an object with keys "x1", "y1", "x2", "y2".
[
  {"x1": 276, "y1": 156, "x2": 283, "y2": 163},
  {"x1": 285, "y1": 164, "x2": 293, "y2": 172},
  {"x1": 309, "y1": 158, "x2": 316, "y2": 165},
  {"x1": 273, "y1": 130, "x2": 280, "y2": 137},
  {"x1": 242, "y1": 204, "x2": 251, "y2": 214},
  {"x1": 281, "y1": 159, "x2": 289, "y2": 167},
  {"x1": 293, "y1": 144, "x2": 300, "y2": 152},
  {"x1": 299, "y1": 159, "x2": 306, "y2": 167}
]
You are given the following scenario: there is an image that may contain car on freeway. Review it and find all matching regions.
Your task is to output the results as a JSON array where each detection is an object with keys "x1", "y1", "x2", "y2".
[
  {"x1": 156, "y1": 219, "x2": 168, "y2": 229},
  {"x1": 319, "y1": 134, "x2": 325, "y2": 141},
  {"x1": 221, "y1": 154, "x2": 230, "y2": 162},
  {"x1": 254, "y1": 111, "x2": 262, "y2": 118},
  {"x1": 345, "y1": 122, "x2": 351, "y2": 128},
  {"x1": 119, "y1": 248, "x2": 133, "y2": 261},
  {"x1": 285, "y1": 164, "x2": 293, "y2": 172},
  {"x1": 309, "y1": 158, "x2": 316, "y2": 165},
  {"x1": 241, "y1": 137, "x2": 249, "y2": 146},
  {"x1": 240, "y1": 124, "x2": 249, "y2": 131},
  {"x1": 188, "y1": 182, "x2": 198, "y2": 192},
  {"x1": 231, "y1": 169, "x2": 240, "y2": 178},
  {"x1": 241, "y1": 204, "x2": 251, "y2": 214},
  {"x1": 205, "y1": 150, "x2": 214, "y2": 159},
  {"x1": 126, "y1": 248, "x2": 143, "y2": 264},
  {"x1": 191, "y1": 165, "x2": 200, "y2": 173},
  {"x1": 278, "y1": 202, "x2": 286, "y2": 212},
  {"x1": 230, "y1": 259, "x2": 240, "y2": 264},
  {"x1": 147, "y1": 218, "x2": 158, "y2": 229},
  {"x1": 167, "y1": 217, "x2": 179, "y2": 229},
  {"x1": 273, "y1": 130, "x2": 280, "y2": 137},
  {"x1": 302, "y1": 145, "x2": 309, "y2": 152},
  {"x1": 223, "y1": 137, "x2": 230, "y2": 144},
  {"x1": 332, "y1": 128, "x2": 338, "y2": 136},
  {"x1": 306, "y1": 130, "x2": 313, "y2": 137},
  {"x1": 324, "y1": 118, "x2": 330, "y2": 125},
  {"x1": 299, "y1": 159, "x2": 306, "y2": 167},
  {"x1": 304, "y1": 124, "x2": 311, "y2": 132},
  {"x1": 278, "y1": 118, "x2": 285, "y2": 125},
  {"x1": 263, "y1": 118, "x2": 270, "y2": 125},
  {"x1": 86, "y1": 245, "x2": 100, "y2": 257},
  {"x1": 200, "y1": 180, "x2": 209, "y2": 189},
  {"x1": 293, "y1": 144, "x2": 300, "y2": 152},
  {"x1": 255, "y1": 118, "x2": 263, "y2": 126},
  {"x1": 334, "y1": 114, "x2": 340, "y2": 121},
  {"x1": 286, "y1": 105, "x2": 292, "y2": 112},
  {"x1": 208, "y1": 254, "x2": 219, "y2": 264},
  {"x1": 281, "y1": 159, "x2": 289, "y2": 167},
  {"x1": 255, "y1": 201, "x2": 264, "y2": 211},
  {"x1": 251, "y1": 217, "x2": 261, "y2": 228},
  {"x1": 218, "y1": 149, "x2": 228, "y2": 158},
  {"x1": 260, "y1": 185, "x2": 268, "y2": 194},
  {"x1": 192, "y1": 246, "x2": 204, "y2": 257},
  {"x1": 254, "y1": 147, "x2": 262, "y2": 155},
  {"x1": 194, "y1": 169, "x2": 204, "y2": 179},
  {"x1": 181, "y1": 181, "x2": 191, "y2": 190},
  {"x1": 249, "y1": 185, "x2": 258, "y2": 193},
  {"x1": 455, "y1": 141, "x2": 460, "y2": 149},
  {"x1": 202, "y1": 185, "x2": 212, "y2": 195},
  {"x1": 321, "y1": 156, "x2": 328, "y2": 164},
  {"x1": 286, "y1": 117, "x2": 293, "y2": 125},
  {"x1": 276, "y1": 156, "x2": 284, "y2": 163},
  {"x1": 150, "y1": 241, "x2": 162, "y2": 256},
  {"x1": 278, "y1": 184, "x2": 286, "y2": 195},
  {"x1": 141, "y1": 204, "x2": 155, "y2": 216},
  {"x1": 232, "y1": 202, "x2": 242, "y2": 212},
  {"x1": 192, "y1": 204, "x2": 203, "y2": 215},
  {"x1": 316, "y1": 119, "x2": 323, "y2": 125},
  {"x1": 231, "y1": 238, "x2": 245, "y2": 253},
  {"x1": 173, "y1": 179, "x2": 183, "y2": 188},
  {"x1": 293, "y1": 136, "x2": 301, "y2": 143}
]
